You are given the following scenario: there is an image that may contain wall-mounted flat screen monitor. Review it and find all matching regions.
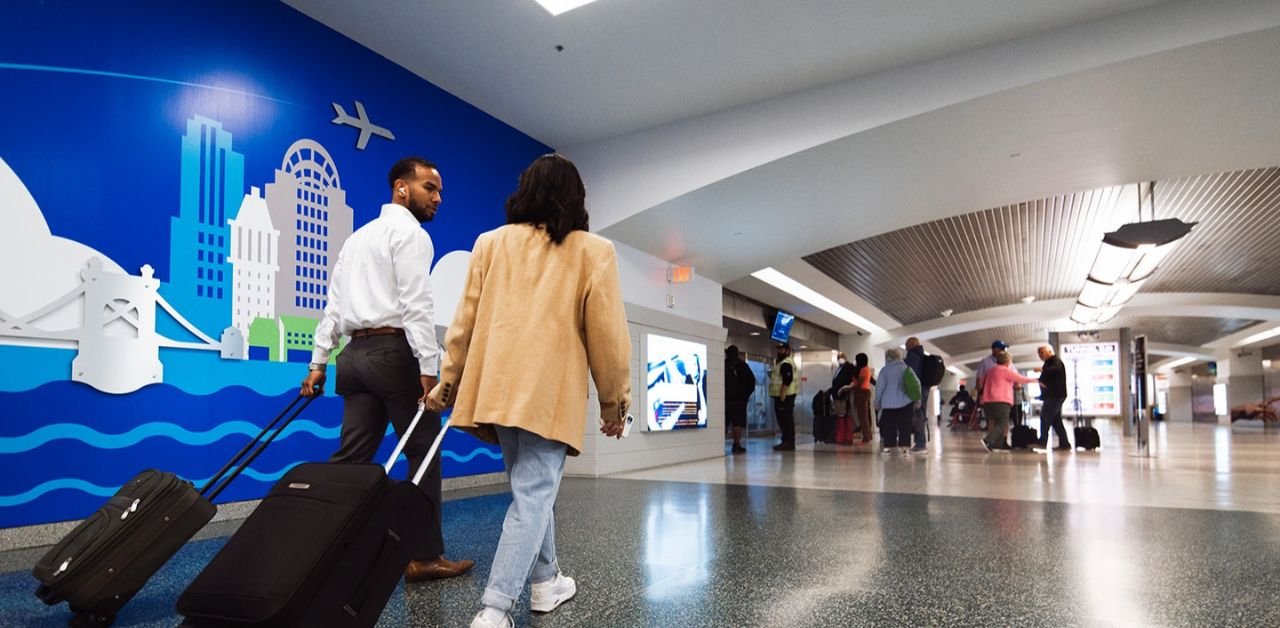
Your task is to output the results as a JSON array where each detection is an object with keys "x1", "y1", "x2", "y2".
[
  {"x1": 645, "y1": 334, "x2": 708, "y2": 431},
  {"x1": 770, "y1": 311, "x2": 795, "y2": 343}
]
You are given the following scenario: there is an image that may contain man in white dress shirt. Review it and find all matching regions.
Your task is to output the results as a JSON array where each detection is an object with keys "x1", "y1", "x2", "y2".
[{"x1": 301, "y1": 157, "x2": 474, "y2": 581}]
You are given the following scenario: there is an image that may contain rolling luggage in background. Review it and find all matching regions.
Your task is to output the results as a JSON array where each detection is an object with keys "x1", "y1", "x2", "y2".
[
  {"x1": 176, "y1": 404, "x2": 451, "y2": 628},
  {"x1": 33, "y1": 395, "x2": 316, "y2": 627},
  {"x1": 1011, "y1": 418, "x2": 1037, "y2": 449},
  {"x1": 1074, "y1": 415, "x2": 1100, "y2": 451}
]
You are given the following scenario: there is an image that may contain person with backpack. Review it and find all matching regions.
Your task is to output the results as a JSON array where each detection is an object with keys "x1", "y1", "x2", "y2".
[
  {"x1": 903, "y1": 337, "x2": 942, "y2": 454},
  {"x1": 830, "y1": 352, "x2": 857, "y2": 444},
  {"x1": 875, "y1": 348, "x2": 921, "y2": 454},
  {"x1": 724, "y1": 345, "x2": 756, "y2": 453}
]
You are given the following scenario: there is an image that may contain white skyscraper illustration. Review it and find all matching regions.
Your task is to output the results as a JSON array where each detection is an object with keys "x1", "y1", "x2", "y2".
[
  {"x1": 227, "y1": 186, "x2": 279, "y2": 350},
  {"x1": 264, "y1": 140, "x2": 353, "y2": 320}
]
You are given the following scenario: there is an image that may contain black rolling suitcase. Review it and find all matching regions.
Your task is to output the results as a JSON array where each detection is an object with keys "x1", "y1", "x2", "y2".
[
  {"x1": 176, "y1": 404, "x2": 450, "y2": 628},
  {"x1": 33, "y1": 395, "x2": 316, "y2": 627},
  {"x1": 1074, "y1": 415, "x2": 1101, "y2": 450},
  {"x1": 1011, "y1": 404, "x2": 1037, "y2": 449}
]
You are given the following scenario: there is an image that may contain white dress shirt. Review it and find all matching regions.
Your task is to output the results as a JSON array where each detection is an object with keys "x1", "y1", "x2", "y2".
[{"x1": 311, "y1": 203, "x2": 439, "y2": 375}]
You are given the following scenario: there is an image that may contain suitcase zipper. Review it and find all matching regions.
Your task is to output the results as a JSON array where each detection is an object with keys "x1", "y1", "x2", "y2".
[{"x1": 120, "y1": 499, "x2": 141, "y2": 520}]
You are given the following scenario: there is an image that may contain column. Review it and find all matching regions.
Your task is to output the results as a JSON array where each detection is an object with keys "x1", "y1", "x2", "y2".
[
  {"x1": 1224, "y1": 348, "x2": 1265, "y2": 421},
  {"x1": 1164, "y1": 368, "x2": 1194, "y2": 422}
]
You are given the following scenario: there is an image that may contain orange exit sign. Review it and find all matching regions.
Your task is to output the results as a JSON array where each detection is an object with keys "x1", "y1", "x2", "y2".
[{"x1": 667, "y1": 266, "x2": 694, "y2": 284}]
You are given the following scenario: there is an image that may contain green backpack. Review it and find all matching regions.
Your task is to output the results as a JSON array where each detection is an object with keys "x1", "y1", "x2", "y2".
[{"x1": 903, "y1": 367, "x2": 922, "y2": 403}]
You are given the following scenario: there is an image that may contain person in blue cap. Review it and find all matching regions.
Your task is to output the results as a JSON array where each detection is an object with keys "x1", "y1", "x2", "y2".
[{"x1": 975, "y1": 339, "x2": 1008, "y2": 401}]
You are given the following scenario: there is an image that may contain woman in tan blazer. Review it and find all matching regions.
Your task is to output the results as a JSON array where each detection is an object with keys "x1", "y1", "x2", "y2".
[{"x1": 426, "y1": 154, "x2": 631, "y2": 628}]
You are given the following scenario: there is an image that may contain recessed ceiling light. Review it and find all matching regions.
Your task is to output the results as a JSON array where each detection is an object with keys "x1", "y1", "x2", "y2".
[
  {"x1": 749, "y1": 332, "x2": 761, "y2": 336},
  {"x1": 750, "y1": 268, "x2": 886, "y2": 335},
  {"x1": 1021, "y1": 296, "x2": 1036, "y2": 304},
  {"x1": 534, "y1": 0, "x2": 599, "y2": 16},
  {"x1": 939, "y1": 308, "x2": 954, "y2": 317}
]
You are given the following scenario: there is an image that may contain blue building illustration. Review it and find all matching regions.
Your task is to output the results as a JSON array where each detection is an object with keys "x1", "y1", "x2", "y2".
[{"x1": 166, "y1": 115, "x2": 245, "y2": 336}]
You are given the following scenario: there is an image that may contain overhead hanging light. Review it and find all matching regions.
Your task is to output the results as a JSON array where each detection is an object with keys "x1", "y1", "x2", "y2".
[{"x1": 1070, "y1": 182, "x2": 1195, "y2": 326}]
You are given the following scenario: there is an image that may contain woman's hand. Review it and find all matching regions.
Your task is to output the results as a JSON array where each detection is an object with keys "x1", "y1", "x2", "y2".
[{"x1": 600, "y1": 419, "x2": 626, "y2": 439}]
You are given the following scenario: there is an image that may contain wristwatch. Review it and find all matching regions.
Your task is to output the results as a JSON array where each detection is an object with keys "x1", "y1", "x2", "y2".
[{"x1": 308, "y1": 362, "x2": 326, "y2": 372}]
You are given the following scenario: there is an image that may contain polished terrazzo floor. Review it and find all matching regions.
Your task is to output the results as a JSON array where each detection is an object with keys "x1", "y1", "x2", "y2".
[{"x1": 2, "y1": 420, "x2": 1278, "y2": 627}]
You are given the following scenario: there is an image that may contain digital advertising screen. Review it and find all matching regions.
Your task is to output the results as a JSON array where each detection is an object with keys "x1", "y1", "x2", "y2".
[
  {"x1": 770, "y1": 311, "x2": 795, "y2": 343},
  {"x1": 1062, "y1": 342, "x2": 1121, "y2": 416},
  {"x1": 645, "y1": 334, "x2": 709, "y2": 431}
]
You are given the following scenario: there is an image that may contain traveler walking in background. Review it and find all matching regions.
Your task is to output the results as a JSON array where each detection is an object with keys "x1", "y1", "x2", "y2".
[
  {"x1": 979, "y1": 351, "x2": 1039, "y2": 452},
  {"x1": 301, "y1": 156, "x2": 473, "y2": 583},
  {"x1": 875, "y1": 348, "x2": 920, "y2": 454},
  {"x1": 424, "y1": 154, "x2": 632, "y2": 628},
  {"x1": 725, "y1": 345, "x2": 756, "y2": 453},
  {"x1": 770, "y1": 344, "x2": 799, "y2": 451},
  {"x1": 1035, "y1": 344, "x2": 1072, "y2": 450}
]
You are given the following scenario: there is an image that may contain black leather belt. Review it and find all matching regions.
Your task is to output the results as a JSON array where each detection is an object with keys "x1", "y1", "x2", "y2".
[{"x1": 350, "y1": 327, "x2": 404, "y2": 338}]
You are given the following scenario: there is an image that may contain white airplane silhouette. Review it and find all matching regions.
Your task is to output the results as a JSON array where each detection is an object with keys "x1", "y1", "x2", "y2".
[{"x1": 330, "y1": 101, "x2": 395, "y2": 150}]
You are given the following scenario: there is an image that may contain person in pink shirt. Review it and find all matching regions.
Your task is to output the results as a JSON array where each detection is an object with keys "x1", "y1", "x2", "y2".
[{"x1": 980, "y1": 351, "x2": 1039, "y2": 452}]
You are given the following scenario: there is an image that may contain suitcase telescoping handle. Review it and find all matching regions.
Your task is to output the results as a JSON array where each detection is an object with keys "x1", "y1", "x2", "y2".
[
  {"x1": 383, "y1": 403, "x2": 454, "y2": 486},
  {"x1": 200, "y1": 394, "x2": 318, "y2": 501}
]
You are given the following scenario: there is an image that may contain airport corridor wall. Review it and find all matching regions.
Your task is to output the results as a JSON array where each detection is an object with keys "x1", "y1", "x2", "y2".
[{"x1": 0, "y1": 0, "x2": 550, "y2": 528}]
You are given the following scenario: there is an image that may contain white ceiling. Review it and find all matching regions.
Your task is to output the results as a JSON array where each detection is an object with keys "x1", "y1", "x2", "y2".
[
  {"x1": 285, "y1": 0, "x2": 1172, "y2": 147},
  {"x1": 285, "y1": 0, "x2": 1280, "y2": 360}
]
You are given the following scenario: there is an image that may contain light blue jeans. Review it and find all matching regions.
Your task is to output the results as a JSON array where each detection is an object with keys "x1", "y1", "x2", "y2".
[{"x1": 480, "y1": 425, "x2": 569, "y2": 612}]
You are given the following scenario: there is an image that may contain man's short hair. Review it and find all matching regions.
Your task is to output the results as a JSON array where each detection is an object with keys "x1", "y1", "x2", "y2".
[
  {"x1": 387, "y1": 157, "x2": 437, "y2": 191},
  {"x1": 885, "y1": 348, "x2": 904, "y2": 362}
]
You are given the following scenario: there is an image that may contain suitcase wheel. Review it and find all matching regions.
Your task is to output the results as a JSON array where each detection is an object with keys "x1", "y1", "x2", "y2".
[{"x1": 69, "y1": 609, "x2": 115, "y2": 628}]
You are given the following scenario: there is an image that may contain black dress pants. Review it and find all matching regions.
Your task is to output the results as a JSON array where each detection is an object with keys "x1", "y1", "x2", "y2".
[
  {"x1": 331, "y1": 334, "x2": 443, "y2": 559},
  {"x1": 774, "y1": 394, "x2": 796, "y2": 445}
]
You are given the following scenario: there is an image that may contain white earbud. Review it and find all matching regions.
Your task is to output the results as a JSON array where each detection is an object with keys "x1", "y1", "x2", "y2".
[{"x1": 399, "y1": 187, "x2": 406, "y2": 195}]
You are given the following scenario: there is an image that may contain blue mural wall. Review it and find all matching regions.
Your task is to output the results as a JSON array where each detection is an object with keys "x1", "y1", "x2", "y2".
[{"x1": 0, "y1": 0, "x2": 550, "y2": 528}]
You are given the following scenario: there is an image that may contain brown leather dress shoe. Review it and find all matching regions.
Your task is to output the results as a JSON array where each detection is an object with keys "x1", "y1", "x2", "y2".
[{"x1": 405, "y1": 556, "x2": 475, "y2": 582}]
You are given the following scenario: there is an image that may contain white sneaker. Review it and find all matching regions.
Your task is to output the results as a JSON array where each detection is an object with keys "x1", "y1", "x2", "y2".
[
  {"x1": 470, "y1": 609, "x2": 513, "y2": 628},
  {"x1": 530, "y1": 572, "x2": 577, "y2": 613}
]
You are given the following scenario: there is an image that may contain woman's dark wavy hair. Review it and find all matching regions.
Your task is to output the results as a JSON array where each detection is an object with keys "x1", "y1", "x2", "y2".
[{"x1": 505, "y1": 154, "x2": 589, "y2": 245}]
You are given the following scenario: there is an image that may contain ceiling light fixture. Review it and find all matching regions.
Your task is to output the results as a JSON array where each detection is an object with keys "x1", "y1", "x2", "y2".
[
  {"x1": 940, "y1": 308, "x2": 954, "y2": 317},
  {"x1": 533, "y1": 0, "x2": 599, "y2": 16},
  {"x1": 750, "y1": 268, "x2": 886, "y2": 335},
  {"x1": 1235, "y1": 325, "x2": 1280, "y2": 347},
  {"x1": 1020, "y1": 296, "x2": 1036, "y2": 304},
  {"x1": 1161, "y1": 356, "x2": 1196, "y2": 370},
  {"x1": 1071, "y1": 182, "x2": 1195, "y2": 326}
]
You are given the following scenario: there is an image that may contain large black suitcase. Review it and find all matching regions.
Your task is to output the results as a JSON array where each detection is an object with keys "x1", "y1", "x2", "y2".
[
  {"x1": 33, "y1": 395, "x2": 316, "y2": 627},
  {"x1": 176, "y1": 405, "x2": 449, "y2": 628}
]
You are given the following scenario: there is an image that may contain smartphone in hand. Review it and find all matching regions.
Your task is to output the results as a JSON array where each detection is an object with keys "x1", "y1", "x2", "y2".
[{"x1": 620, "y1": 414, "x2": 635, "y2": 438}]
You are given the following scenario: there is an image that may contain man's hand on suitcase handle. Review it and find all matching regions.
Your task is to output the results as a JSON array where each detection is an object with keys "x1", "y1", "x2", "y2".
[{"x1": 300, "y1": 371, "x2": 326, "y2": 397}]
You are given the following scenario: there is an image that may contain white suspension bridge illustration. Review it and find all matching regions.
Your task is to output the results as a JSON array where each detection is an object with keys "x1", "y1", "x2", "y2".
[{"x1": 0, "y1": 257, "x2": 244, "y2": 394}]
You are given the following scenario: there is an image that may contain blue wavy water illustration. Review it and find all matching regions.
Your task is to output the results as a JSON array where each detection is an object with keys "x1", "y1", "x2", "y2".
[
  {"x1": 0, "y1": 446, "x2": 503, "y2": 508},
  {"x1": 0, "y1": 420, "x2": 342, "y2": 453},
  {"x1": 0, "y1": 465, "x2": 304, "y2": 507},
  {"x1": 0, "y1": 380, "x2": 504, "y2": 527}
]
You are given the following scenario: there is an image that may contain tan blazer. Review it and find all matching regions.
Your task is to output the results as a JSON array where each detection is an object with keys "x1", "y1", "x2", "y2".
[{"x1": 428, "y1": 224, "x2": 631, "y2": 455}]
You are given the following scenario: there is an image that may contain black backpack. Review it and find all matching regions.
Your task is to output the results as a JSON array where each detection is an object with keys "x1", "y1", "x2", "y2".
[{"x1": 922, "y1": 354, "x2": 945, "y2": 387}]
